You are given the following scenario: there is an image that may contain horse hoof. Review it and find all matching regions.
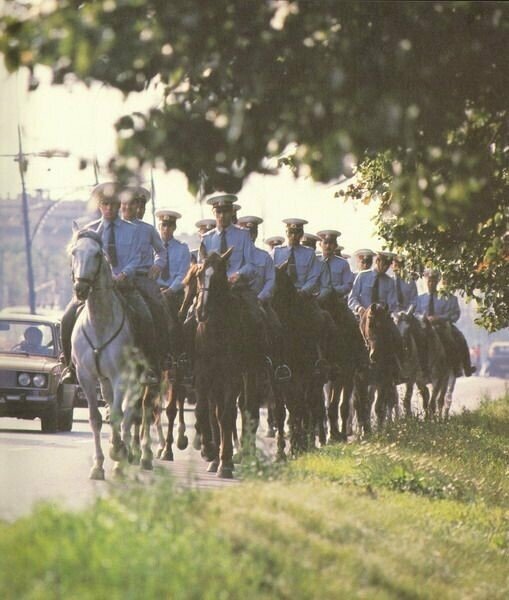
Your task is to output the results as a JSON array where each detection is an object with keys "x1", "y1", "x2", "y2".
[
  {"x1": 109, "y1": 443, "x2": 127, "y2": 462},
  {"x1": 207, "y1": 460, "x2": 219, "y2": 473},
  {"x1": 177, "y1": 435, "x2": 189, "y2": 450},
  {"x1": 112, "y1": 465, "x2": 125, "y2": 479},
  {"x1": 217, "y1": 467, "x2": 234, "y2": 479},
  {"x1": 159, "y1": 448, "x2": 174, "y2": 461},
  {"x1": 201, "y1": 445, "x2": 216, "y2": 462},
  {"x1": 276, "y1": 451, "x2": 287, "y2": 462},
  {"x1": 89, "y1": 466, "x2": 105, "y2": 480},
  {"x1": 140, "y1": 458, "x2": 153, "y2": 471}
]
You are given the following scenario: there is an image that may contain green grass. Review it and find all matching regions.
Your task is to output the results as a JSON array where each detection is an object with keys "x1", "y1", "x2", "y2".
[{"x1": 1, "y1": 395, "x2": 508, "y2": 599}]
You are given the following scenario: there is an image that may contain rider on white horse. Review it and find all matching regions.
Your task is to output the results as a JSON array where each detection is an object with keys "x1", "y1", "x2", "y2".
[{"x1": 61, "y1": 182, "x2": 159, "y2": 384}]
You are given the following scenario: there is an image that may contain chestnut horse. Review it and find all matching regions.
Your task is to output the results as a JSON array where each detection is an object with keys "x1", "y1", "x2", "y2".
[{"x1": 359, "y1": 304, "x2": 400, "y2": 429}]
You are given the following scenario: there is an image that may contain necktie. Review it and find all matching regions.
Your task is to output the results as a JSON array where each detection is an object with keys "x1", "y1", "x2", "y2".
[
  {"x1": 396, "y1": 277, "x2": 404, "y2": 308},
  {"x1": 325, "y1": 258, "x2": 333, "y2": 289},
  {"x1": 161, "y1": 241, "x2": 170, "y2": 281},
  {"x1": 428, "y1": 292, "x2": 435, "y2": 316},
  {"x1": 371, "y1": 273, "x2": 380, "y2": 303},
  {"x1": 220, "y1": 229, "x2": 228, "y2": 254},
  {"x1": 287, "y1": 247, "x2": 298, "y2": 283},
  {"x1": 106, "y1": 222, "x2": 118, "y2": 268}
]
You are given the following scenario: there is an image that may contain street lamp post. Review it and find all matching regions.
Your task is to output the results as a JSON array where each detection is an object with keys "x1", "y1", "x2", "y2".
[{"x1": 17, "y1": 125, "x2": 36, "y2": 314}]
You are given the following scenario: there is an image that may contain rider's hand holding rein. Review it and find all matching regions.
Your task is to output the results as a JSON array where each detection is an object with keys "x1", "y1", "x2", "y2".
[{"x1": 148, "y1": 264, "x2": 161, "y2": 280}]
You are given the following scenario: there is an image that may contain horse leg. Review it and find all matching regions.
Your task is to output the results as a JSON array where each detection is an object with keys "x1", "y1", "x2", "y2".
[
  {"x1": 443, "y1": 374, "x2": 456, "y2": 419},
  {"x1": 129, "y1": 415, "x2": 142, "y2": 465},
  {"x1": 217, "y1": 385, "x2": 235, "y2": 478},
  {"x1": 273, "y1": 386, "x2": 287, "y2": 461},
  {"x1": 176, "y1": 385, "x2": 189, "y2": 450},
  {"x1": 108, "y1": 379, "x2": 128, "y2": 478},
  {"x1": 140, "y1": 384, "x2": 156, "y2": 470},
  {"x1": 194, "y1": 372, "x2": 216, "y2": 462},
  {"x1": 339, "y1": 375, "x2": 354, "y2": 441},
  {"x1": 327, "y1": 381, "x2": 341, "y2": 442},
  {"x1": 315, "y1": 380, "x2": 327, "y2": 447},
  {"x1": 81, "y1": 377, "x2": 105, "y2": 480},
  {"x1": 403, "y1": 381, "x2": 414, "y2": 417},
  {"x1": 354, "y1": 371, "x2": 371, "y2": 436},
  {"x1": 161, "y1": 384, "x2": 177, "y2": 461},
  {"x1": 206, "y1": 383, "x2": 221, "y2": 472}
]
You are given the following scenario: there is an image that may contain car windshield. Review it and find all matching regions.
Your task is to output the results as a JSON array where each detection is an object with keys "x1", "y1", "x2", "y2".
[{"x1": 0, "y1": 320, "x2": 58, "y2": 357}]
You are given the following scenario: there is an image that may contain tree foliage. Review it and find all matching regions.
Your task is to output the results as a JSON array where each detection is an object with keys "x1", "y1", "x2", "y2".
[{"x1": 1, "y1": 1, "x2": 508, "y2": 328}]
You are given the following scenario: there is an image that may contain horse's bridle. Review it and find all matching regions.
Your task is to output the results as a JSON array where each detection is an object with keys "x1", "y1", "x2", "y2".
[{"x1": 71, "y1": 231, "x2": 104, "y2": 289}]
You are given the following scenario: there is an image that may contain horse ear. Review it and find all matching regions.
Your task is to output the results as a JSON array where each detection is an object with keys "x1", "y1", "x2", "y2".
[
  {"x1": 369, "y1": 303, "x2": 377, "y2": 312},
  {"x1": 199, "y1": 242, "x2": 208, "y2": 261},
  {"x1": 72, "y1": 220, "x2": 80, "y2": 233},
  {"x1": 221, "y1": 247, "x2": 234, "y2": 261}
]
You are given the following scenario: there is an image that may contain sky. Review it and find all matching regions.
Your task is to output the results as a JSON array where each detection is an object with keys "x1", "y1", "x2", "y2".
[{"x1": 0, "y1": 62, "x2": 381, "y2": 256}]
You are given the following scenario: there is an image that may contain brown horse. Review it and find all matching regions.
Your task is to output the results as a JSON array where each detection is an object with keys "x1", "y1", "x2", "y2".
[
  {"x1": 423, "y1": 319, "x2": 456, "y2": 419},
  {"x1": 189, "y1": 249, "x2": 265, "y2": 477},
  {"x1": 319, "y1": 293, "x2": 369, "y2": 441},
  {"x1": 271, "y1": 264, "x2": 325, "y2": 457},
  {"x1": 359, "y1": 304, "x2": 400, "y2": 429}
]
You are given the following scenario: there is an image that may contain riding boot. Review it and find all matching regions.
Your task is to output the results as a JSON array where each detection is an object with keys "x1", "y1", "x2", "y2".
[
  {"x1": 59, "y1": 300, "x2": 82, "y2": 384},
  {"x1": 450, "y1": 325, "x2": 476, "y2": 376}
]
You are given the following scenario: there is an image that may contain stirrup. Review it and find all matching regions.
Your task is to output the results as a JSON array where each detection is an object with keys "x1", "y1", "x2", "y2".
[
  {"x1": 60, "y1": 365, "x2": 77, "y2": 385},
  {"x1": 313, "y1": 358, "x2": 329, "y2": 376},
  {"x1": 140, "y1": 369, "x2": 159, "y2": 386},
  {"x1": 274, "y1": 364, "x2": 292, "y2": 382}
]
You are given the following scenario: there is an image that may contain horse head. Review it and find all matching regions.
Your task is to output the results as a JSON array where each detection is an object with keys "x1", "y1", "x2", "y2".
[
  {"x1": 70, "y1": 230, "x2": 106, "y2": 301},
  {"x1": 361, "y1": 303, "x2": 393, "y2": 364},
  {"x1": 195, "y1": 248, "x2": 232, "y2": 323}
]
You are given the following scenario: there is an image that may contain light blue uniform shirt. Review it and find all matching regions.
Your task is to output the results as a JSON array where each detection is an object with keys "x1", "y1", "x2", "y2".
[
  {"x1": 249, "y1": 246, "x2": 275, "y2": 301},
  {"x1": 318, "y1": 255, "x2": 353, "y2": 300},
  {"x1": 393, "y1": 276, "x2": 418, "y2": 312},
  {"x1": 157, "y1": 237, "x2": 191, "y2": 292},
  {"x1": 415, "y1": 292, "x2": 460, "y2": 323},
  {"x1": 272, "y1": 244, "x2": 321, "y2": 294},
  {"x1": 132, "y1": 219, "x2": 167, "y2": 272},
  {"x1": 86, "y1": 216, "x2": 141, "y2": 278},
  {"x1": 200, "y1": 224, "x2": 254, "y2": 280},
  {"x1": 348, "y1": 269, "x2": 398, "y2": 313}
]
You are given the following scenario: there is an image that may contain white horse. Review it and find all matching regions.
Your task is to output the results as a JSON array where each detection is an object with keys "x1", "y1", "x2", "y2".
[{"x1": 70, "y1": 229, "x2": 155, "y2": 479}]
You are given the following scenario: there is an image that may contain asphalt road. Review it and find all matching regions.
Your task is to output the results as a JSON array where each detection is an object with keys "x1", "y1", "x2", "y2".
[{"x1": 0, "y1": 376, "x2": 507, "y2": 521}]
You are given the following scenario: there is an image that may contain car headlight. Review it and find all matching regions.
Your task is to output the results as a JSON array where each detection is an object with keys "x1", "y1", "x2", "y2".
[
  {"x1": 17, "y1": 372, "x2": 31, "y2": 386},
  {"x1": 32, "y1": 374, "x2": 47, "y2": 388}
]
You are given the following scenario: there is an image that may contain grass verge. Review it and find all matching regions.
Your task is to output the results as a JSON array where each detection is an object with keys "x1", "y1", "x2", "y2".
[{"x1": 1, "y1": 395, "x2": 508, "y2": 599}]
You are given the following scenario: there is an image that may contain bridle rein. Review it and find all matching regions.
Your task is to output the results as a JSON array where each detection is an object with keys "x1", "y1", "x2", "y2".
[{"x1": 72, "y1": 229, "x2": 126, "y2": 377}]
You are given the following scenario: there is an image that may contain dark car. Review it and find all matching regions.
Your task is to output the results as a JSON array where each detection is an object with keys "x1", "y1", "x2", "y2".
[
  {"x1": 0, "y1": 313, "x2": 77, "y2": 432},
  {"x1": 484, "y1": 342, "x2": 509, "y2": 379}
]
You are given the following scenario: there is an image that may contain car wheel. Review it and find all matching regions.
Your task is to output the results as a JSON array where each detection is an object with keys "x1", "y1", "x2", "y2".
[
  {"x1": 58, "y1": 407, "x2": 74, "y2": 432},
  {"x1": 41, "y1": 403, "x2": 58, "y2": 433}
]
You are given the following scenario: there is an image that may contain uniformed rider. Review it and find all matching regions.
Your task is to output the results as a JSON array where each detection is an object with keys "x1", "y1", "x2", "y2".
[
  {"x1": 316, "y1": 230, "x2": 354, "y2": 302},
  {"x1": 200, "y1": 194, "x2": 265, "y2": 349},
  {"x1": 60, "y1": 182, "x2": 159, "y2": 384},
  {"x1": 121, "y1": 187, "x2": 171, "y2": 366},
  {"x1": 272, "y1": 218, "x2": 330, "y2": 368},
  {"x1": 238, "y1": 215, "x2": 289, "y2": 379},
  {"x1": 415, "y1": 269, "x2": 476, "y2": 377},
  {"x1": 348, "y1": 250, "x2": 405, "y2": 381}
]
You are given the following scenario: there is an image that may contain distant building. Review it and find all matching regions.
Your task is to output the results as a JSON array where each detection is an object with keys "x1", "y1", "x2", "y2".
[{"x1": 0, "y1": 194, "x2": 94, "y2": 310}]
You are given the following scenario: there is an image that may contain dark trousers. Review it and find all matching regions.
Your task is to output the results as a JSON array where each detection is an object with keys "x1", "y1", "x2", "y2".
[
  {"x1": 134, "y1": 275, "x2": 170, "y2": 358},
  {"x1": 451, "y1": 324, "x2": 474, "y2": 372},
  {"x1": 60, "y1": 283, "x2": 160, "y2": 373}
]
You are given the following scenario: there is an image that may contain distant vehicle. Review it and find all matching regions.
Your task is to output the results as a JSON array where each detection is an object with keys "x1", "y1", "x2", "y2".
[
  {"x1": 484, "y1": 342, "x2": 509, "y2": 379},
  {"x1": 0, "y1": 306, "x2": 63, "y2": 319},
  {"x1": 0, "y1": 313, "x2": 76, "y2": 432}
]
